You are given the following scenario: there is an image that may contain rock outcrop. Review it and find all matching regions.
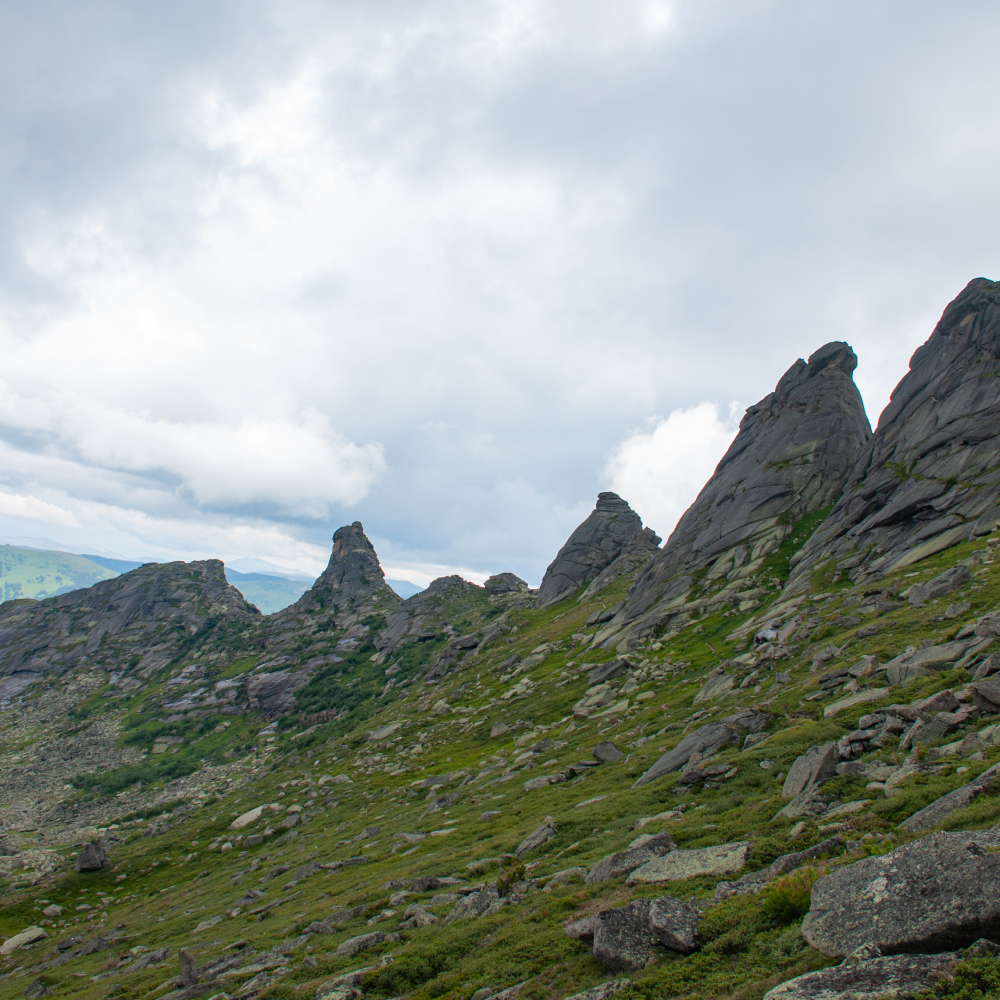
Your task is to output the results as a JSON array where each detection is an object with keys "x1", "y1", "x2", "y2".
[
  {"x1": 295, "y1": 522, "x2": 399, "y2": 612},
  {"x1": 621, "y1": 342, "x2": 870, "y2": 629},
  {"x1": 0, "y1": 559, "x2": 259, "y2": 695},
  {"x1": 763, "y1": 949, "x2": 959, "y2": 1000},
  {"x1": 802, "y1": 830, "x2": 1000, "y2": 956},
  {"x1": 788, "y1": 278, "x2": 1000, "y2": 588},
  {"x1": 536, "y1": 494, "x2": 647, "y2": 608}
]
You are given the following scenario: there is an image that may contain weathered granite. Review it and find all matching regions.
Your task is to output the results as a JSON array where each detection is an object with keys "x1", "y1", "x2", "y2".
[
  {"x1": 537, "y1": 493, "x2": 645, "y2": 608},
  {"x1": 624, "y1": 341, "x2": 870, "y2": 622},
  {"x1": 788, "y1": 278, "x2": 1000, "y2": 588}
]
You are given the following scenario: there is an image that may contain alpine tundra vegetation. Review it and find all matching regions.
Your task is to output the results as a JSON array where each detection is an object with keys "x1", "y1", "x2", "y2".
[{"x1": 4, "y1": 279, "x2": 1000, "y2": 1000}]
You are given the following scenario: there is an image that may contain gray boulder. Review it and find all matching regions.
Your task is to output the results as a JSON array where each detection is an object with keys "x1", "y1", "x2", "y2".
[
  {"x1": 802, "y1": 830, "x2": 1000, "y2": 956},
  {"x1": 907, "y1": 565, "x2": 972, "y2": 606},
  {"x1": 537, "y1": 493, "x2": 644, "y2": 608},
  {"x1": 515, "y1": 819, "x2": 557, "y2": 856},
  {"x1": 899, "y1": 763, "x2": 1000, "y2": 833},
  {"x1": 971, "y1": 678, "x2": 1000, "y2": 715},
  {"x1": 592, "y1": 740, "x2": 625, "y2": 763},
  {"x1": 335, "y1": 931, "x2": 390, "y2": 958},
  {"x1": 589, "y1": 660, "x2": 629, "y2": 686},
  {"x1": 561, "y1": 982, "x2": 633, "y2": 1000},
  {"x1": 585, "y1": 847, "x2": 661, "y2": 884},
  {"x1": 628, "y1": 842, "x2": 751, "y2": 884},
  {"x1": 564, "y1": 916, "x2": 597, "y2": 942},
  {"x1": 632, "y1": 710, "x2": 769, "y2": 788},
  {"x1": 74, "y1": 844, "x2": 105, "y2": 872},
  {"x1": 763, "y1": 949, "x2": 959, "y2": 1000},
  {"x1": 592, "y1": 899, "x2": 654, "y2": 972},
  {"x1": 787, "y1": 278, "x2": 1000, "y2": 588},
  {"x1": 625, "y1": 340, "x2": 870, "y2": 620},
  {"x1": 782, "y1": 743, "x2": 839, "y2": 799},
  {"x1": 484, "y1": 573, "x2": 528, "y2": 595},
  {"x1": 648, "y1": 897, "x2": 699, "y2": 953}
]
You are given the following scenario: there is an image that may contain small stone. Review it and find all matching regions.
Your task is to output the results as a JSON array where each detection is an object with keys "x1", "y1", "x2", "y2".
[{"x1": 593, "y1": 741, "x2": 625, "y2": 764}]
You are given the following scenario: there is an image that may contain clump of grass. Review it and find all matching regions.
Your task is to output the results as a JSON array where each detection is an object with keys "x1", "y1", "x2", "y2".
[{"x1": 762, "y1": 868, "x2": 821, "y2": 924}]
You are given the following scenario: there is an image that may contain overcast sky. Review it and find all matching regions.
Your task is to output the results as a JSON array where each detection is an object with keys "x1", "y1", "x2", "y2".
[{"x1": 1, "y1": 1, "x2": 999, "y2": 588}]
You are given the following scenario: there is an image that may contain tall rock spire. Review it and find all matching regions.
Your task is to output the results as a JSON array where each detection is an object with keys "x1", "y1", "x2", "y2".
[
  {"x1": 296, "y1": 521, "x2": 398, "y2": 611},
  {"x1": 537, "y1": 493, "x2": 647, "y2": 608},
  {"x1": 787, "y1": 278, "x2": 1000, "y2": 588},
  {"x1": 622, "y1": 341, "x2": 870, "y2": 629}
]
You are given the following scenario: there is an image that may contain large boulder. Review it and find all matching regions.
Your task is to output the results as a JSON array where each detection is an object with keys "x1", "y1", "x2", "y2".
[
  {"x1": 627, "y1": 842, "x2": 751, "y2": 884},
  {"x1": 632, "y1": 710, "x2": 769, "y2": 788},
  {"x1": 74, "y1": 843, "x2": 106, "y2": 872},
  {"x1": 537, "y1": 494, "x2": 644, "y2": 608},
  {"x1": 788, "y1": 278, "x2": 1000, "y2": 588},
  {"x1": 899, "y1": 763, "x2": 1000, "y2": 834},
  {"x1": 625, "y1": 341, "x2": 870, "y2": 620},
  {"x1": 907, "y1": 565, "x2": 972, "y2": 606},
  {"x1": 763, "y1": 949, "x2": 959, "y2": 1000},
  {"x1": 585, "y1": 847, "x2": 661, "y2": 884},
  {"x1": 802, "y1": 831, "x2": 1000, "y2": 956},
  {"x1": 648, "y1": 897, "x2": 700, "y2": 953},
  {"x1": 592, "y1": 899, "x2": 655, "y2": 972},
  {"x1": 0, "y1": 926, "x2": 47, "y2": 955},
  {"x1": 782, "y1": 743, "x2": 839, "y2": 799}
]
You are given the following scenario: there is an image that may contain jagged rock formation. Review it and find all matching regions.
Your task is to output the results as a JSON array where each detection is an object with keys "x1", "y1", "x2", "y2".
[
  {"x1": 788, "y1": 278, "x2": 1000, "y2": 589},
  {"x1": 484, "y1": 573, "x2": 528, "y2": 595},
  {"x1": 294, "y1": 522, "x2": 400, "y2": 612},
  {"x1": 0, "y1": 560, "x2": 258, "y2": 700},
  {"x1": 582, "y1": 527, "x2": 661, "y2": 601},
  {"x1": 589, "y1": 342, "x2": 870, "y2": 649},
  {"x1": 537, "y1": 494, "x2": 647, "y2": 609}
]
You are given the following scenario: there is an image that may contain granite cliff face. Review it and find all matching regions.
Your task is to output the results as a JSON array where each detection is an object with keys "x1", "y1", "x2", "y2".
[
  {"x1": 787, "y1": 278, "x2": 1000, "y2": 590},
  {"x1": 609, "y1": 342, "x2": 870, "y2": 645},
  {"x1": 294, "y1": 521, "x2": 400, "y2": 612},
  {"x1": 537, "y1": 493, "x2": 648, "y2": 608}
]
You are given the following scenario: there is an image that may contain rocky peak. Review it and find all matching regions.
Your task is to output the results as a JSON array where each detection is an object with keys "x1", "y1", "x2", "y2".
[
  {"x1": 787, "y1": 278, "x2": 1000, "y2": 588},
  {"x1": 0, "y1": 559, "x2": 259, "y2": 696},
  {"x1": 295, "y1": 521, "x2": 399, "y2": 612},
  {"x1": 484, "y1": 572, "x2": 529, "y2": 595},
  {"x1": 623, "y1": 341, "x2": 870, "y2": 625},
  {"x1": 537, "y1": 492, "x2": 646, "y2": 608}
]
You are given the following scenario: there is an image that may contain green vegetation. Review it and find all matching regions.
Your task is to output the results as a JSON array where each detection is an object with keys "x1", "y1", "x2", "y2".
[{"x1": 0, "y1": 544, "x2": 117, "y2": 602}]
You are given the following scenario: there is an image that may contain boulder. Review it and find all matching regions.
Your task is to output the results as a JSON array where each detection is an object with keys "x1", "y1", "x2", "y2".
[
  {"x1": 802, "y1": 830, "x2": 1000, "y2": 956},
  {"x1": 544, "y1": 867, "x2": 588, "y2": 890},
  {"x1": 763, "y1": 949, "x2": 959, "y2": 1000},
  {"x1": 484, "y1": 573, "x2": 528, "y2": 595},
  {"x1": 23, "y1": 979, "x2": 54, "y2": 1000},
  {"x1": 585, "y1": 848, "x2": 660, "y2": 884},
  {"x1": 537, "y1": 494, "x2": 645, "y2": 608},
  {"x1": 592, "y1": 741, "x2": 625, "y2": 764},
  {"x1": 782, "y1": 744, "x2": 839, "y2": 798},
  {"x1": 230, "y1": 806, "x2": 265, "y2": 830},
  {"x1": 592, "y1": 899, "x2": 654, "y2": 972},
  {"x1": 562, "y1": 981, "x2": 633, "y2": 1000},
  {"x1": 899, "y1": 763, "x2": 1000, "y2": 834},
  {"x1": 515, "y1": 819, "x2": 557, "y2": 856},
  {"x1": 589, "y1": 660, "x2": 629, "y2": 686},
  {"x1": 632, "y1": 710, "x2": 769, "y2": 788},
  {"x1": 74, "y1": 843, "x2": 106, "y2": 872},
  {"x1": 971, "y1": 678, "x2": 1000, "y2": 715},
  {"x1": 446, "y1": 892, "x2": 494, "y2": 921},
  {"x1": 627, "y1": 842, "x2": 751, "y2": 884},
  {"x1": 907, "y1": 565, "x2": 972, "y2": 606},
  {"x1": 564, "y1": 916, "x2": 597, "y2": 942},
  {"x1": 334, "y1": 932, "x2": 390, "y2": 958},
  {"x1": 0, "y1": 926, "x2": 48, "y2": 955},
  {"x1": 648, "y1": 897, "x2": 700, "y2": 953}
]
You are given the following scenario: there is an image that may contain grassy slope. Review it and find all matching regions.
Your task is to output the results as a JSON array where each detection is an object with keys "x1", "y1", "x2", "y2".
[
  {"x1": 0, "y1": 546, "x2": 118, "y2": 603},
  {"x1": 2, "y1": 529, "x2": 1000, "y2": 1000}
]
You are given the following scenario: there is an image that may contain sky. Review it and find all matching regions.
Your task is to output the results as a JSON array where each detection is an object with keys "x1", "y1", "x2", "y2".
[{"x1": 2, "y1": 1, "x2": 1000, "y2": 589}]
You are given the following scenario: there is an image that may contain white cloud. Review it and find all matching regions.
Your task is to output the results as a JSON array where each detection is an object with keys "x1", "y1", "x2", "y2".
[
  {"x1": 603, "y1": 402, "x2": 742, "y2": 542},
  {"x1": 0, "y1": 491, "x2": 80, "y2": 528}
]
